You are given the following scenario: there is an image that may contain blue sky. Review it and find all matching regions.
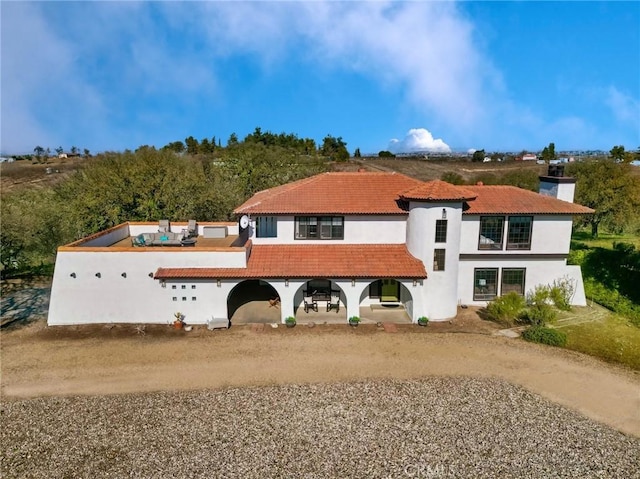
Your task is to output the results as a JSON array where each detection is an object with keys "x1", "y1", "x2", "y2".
[{"x1": 1, "y1": 1, "x2": 638, "y2": 155}]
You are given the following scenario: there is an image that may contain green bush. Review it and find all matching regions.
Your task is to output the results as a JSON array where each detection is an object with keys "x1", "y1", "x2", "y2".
[
  {"x1": 486, "y1": 292, "x2": 526, "y2": 326},
  {"x1": 549, "y1": 277, "x2": 575, "y2": 311},
  {"x1": 520, "y1": 303, "x2": 557, "y2": 326},
  {"x1": 522, "y1": 326, "x2": 567, "y2": 347}
]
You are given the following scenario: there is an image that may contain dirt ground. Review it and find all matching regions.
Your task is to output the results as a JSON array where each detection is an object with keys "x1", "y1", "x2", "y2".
[{"x1": 2, "y1": 315, "x2": 639, "y2": 438}]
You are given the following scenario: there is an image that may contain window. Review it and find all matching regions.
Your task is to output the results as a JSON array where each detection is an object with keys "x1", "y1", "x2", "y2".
[
  {"x1": 501, "y1": 268, "x2": 526, "y2": 296},
  {"x1": 182, "y1": 297, "x2": 187, "y2": 301},
  {"x1": 433, "y1": 249, "x2": 445, "y2": 271},
  {"x1": 172, "y1": 297, "x2": 177, "y2": 301},
  {"x1": 474, "y1": 268, "x2": 498, "y2": 301},
  {"x1": 435, "y1": 220, "x2": 448, "y2": 243},
  {"x1": 295, "y1": 216, "x2": 344, "y2": 240},
  {"x1": 191, "y1": 297, "x2": 197, "y2": 301},
  {"x1": 171, "y1": 285, "x2": 177, "y2": 290},
  {"x1": 256, "y1": 216, "x2": 277, "y2": 238},
  {"x1": 191, "y1": 285, "x2": 196, "y2": 289},
  {"x1": 478, "y1": 217, "x2": 504, "y2": 250},
  {"x1": 507, "y1": 216, "x2": 532, "y2": 250},
  {"x1": 181, "y1": 285, "x2": 186, "y2": 289}
]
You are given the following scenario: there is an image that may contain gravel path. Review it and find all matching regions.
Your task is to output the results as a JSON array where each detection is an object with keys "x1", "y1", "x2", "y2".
[{"x1": 2, "y1": 377, "x2": 638, "y2": 478}]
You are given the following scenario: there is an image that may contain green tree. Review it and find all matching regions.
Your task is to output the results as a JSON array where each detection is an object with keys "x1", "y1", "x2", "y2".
[
  {"x1": 441, "y1": 172, "x2": 466, "y2": 185},
  {"x1": 199, "y1": 138, "x2": 213, "y2": 154},
  {"x1": 227, "y1": 133, "x2": 239, "y2": 147},
  {"x1": 55, "y1": 146, "x2": 64, "y2": 156},
  {"x1": 610, "y1": 145, "x2": 625, "y2": 162},
  {"x1": 320, "y1": 135, "x2": 349, "y2": 161},
  {"x1": 566, "y1": 160, "x2": 640, "y2": 237},
  {"x1": 471, "y1": 149, "x2": 485, "y2": 162},
  {"x1": 70, "y1": 146, "x2": 79, "y2": 155},
  {"x1": 541, "y1": 142, "x2": 557, "y2": 163},
  {"x1": 378, "y1": 150, "x2": 395, "y2": 158},
  {"x1": 83, "y1": 148, "x2": 91, "y2": 158},
  {"x1": 185, "y1": 136, "x2": 199, "y2": 155},
  {"x1": 354, "y1": 148, "x2": 361, "y2": 158},
  {"x1": 162, "y1": 141, "x2": 185, "y2": 153}
]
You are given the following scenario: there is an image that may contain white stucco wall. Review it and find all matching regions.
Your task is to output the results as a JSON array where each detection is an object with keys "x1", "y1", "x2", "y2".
[
  {"x1": 248, "y1": 215, "x2": 407, "y2": 244},
  {"x1": 407, "y1": 202, "x2": 463, "y2": 321},
  {"x1": 457, "y1": 258, "x2": 587, "y2": 307},
  {"x1": 460, "y1": 215, "x2": 574, "y2": 255},
  {"x1": 48, "y1": 249, "x2": 248, "y2": 325}
]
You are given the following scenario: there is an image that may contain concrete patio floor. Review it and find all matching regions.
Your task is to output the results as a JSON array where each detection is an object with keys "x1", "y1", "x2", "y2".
[{"x1": 230, "y1": 300, "x2": 411, "y2": 325}]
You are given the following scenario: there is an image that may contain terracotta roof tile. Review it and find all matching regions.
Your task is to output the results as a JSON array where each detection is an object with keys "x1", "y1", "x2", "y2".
[
  {"x1": 234, "y1": 172, "x2": 423, "y2": 215},
  {"x1": 401, "y1": 180, "x2": 477, "y2": 202},
  {"x1": 462, "y1": 185, "x2": 594, "y2": 215},
  {"x1": 155, "y1": 244, "x2": 427, "y2": 279}
]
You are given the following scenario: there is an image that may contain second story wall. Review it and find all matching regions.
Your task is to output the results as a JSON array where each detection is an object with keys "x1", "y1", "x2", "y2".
[
  {"x1": 249, "y1": 215, "x2": 407, "y2": 245},
  {"x1": 460, "y1": 215, "x2": 574, "y2": 255}
]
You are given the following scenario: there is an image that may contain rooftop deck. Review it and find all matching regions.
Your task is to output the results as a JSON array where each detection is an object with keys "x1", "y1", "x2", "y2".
[{"x1": 110, "y1": 234, "x2": 244, "y2": 249}]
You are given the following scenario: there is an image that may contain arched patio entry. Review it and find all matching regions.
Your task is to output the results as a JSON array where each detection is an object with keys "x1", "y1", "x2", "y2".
[
  {"x1": 227, "y1": 279, "x2": 281, "y2": 324},
  {"x1": 293, "y1": 278, "x2": 347, "y2": 323},
  {"x1": 358, "y1": 279, "x2": 414, "y2": 323}
]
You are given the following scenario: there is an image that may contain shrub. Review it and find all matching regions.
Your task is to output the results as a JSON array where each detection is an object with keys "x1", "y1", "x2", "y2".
[
  {"x1": 522, "y1": 326, "x2": 567, "y2": 347},
  {"x1": 486, "y1": 292, "x2": 526, "y2": 326},
  {"x1": 549, "y1": 276, "x2": 575, "y2": 311},
  {"x1": 520, "y1": 303, "x2": 557, "y2": 326},
  {"x1": 417, "y1": 316, "x2": 429, "y2": 326}
]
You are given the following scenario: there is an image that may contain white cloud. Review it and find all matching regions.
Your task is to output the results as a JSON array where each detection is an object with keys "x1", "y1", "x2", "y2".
[
  {"x1": 388, "y1": 128, "x2": 451, "y2": 153},
  {"x1": 605, "y1": 86, "x2": 640, "y2": 126}
]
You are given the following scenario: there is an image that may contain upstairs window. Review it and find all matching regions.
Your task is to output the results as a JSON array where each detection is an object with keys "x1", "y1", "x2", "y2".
[
  {"x1": 295, "y1": 216, "x2": 344, "y2": 240},
  {"x1": 507, "y1": 216, "x2": 533, "y2": 250},
  {"x1": 435, "y1": 220, "x2": 448, "y2": 243},
  {"x1": 256, "y1": 216, "x2": 277, "y2": 238},
  {"x1": 478, "y1": 216, "x2": 504, "y2": 250}
]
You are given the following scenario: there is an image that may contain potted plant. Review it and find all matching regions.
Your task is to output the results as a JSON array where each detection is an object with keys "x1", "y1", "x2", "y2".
[
  {"x1": 173, "y1": 312, "x2": 184, "y2": 329},
  {"x1": 348, "y1": 316, "x2": 361, "y2": 327},
  {"x1": 285, "y1": 316, "x2": 296, "y2": 328},
  {"x1": 417, "y1": 316, "x2": 429, "y2": 327}
]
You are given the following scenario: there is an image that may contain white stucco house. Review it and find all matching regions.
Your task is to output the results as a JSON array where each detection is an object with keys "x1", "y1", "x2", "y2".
[{"x1": 47, "y1": 167, "x2": 593, "y2": 326}]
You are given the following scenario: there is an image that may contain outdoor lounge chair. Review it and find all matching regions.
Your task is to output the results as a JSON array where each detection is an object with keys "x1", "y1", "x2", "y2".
[
  {"x1": 158, "y1": 219, "x2": 170, "y2": 232},
  {"x1": 186, "y1": 219, "x2": 197, "y2": 238},
  {"x1": 303, "y1": 296, "x2": 318, "y2": 313},
  {"x1": 327, "y1": 293, "x2": 340, "y2": 312}
]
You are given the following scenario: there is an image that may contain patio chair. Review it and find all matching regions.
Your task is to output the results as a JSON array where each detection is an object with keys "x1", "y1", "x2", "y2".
[
  {"x1": 186, "y1": 219, "x2": 197, "y2": 238},
  {"x1": 303, "y1": 296, "x2": 318, "y2": 313},
  {"x1": 158, "y1": 219, "x2": 170, "y2": 233},
  {"x1": 327, "y1": 294, "x2": 340, "y2": 313}
]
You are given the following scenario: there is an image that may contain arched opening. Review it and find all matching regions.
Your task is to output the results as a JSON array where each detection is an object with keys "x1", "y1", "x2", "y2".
[
  {"x1": 293, "y1": 279, "x2": 347, "y2": 323},
  {"x1": 358, "y1": 279, "x2": 413, "y2": 323},
  {"x1": 227, "y1": 280, "x2": 280, "y2": 324}
]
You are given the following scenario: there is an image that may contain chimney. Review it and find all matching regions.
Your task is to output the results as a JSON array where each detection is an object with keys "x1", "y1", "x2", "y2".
[{"x1": 539, "y1": 165, "x2": 576, "y2": 203}]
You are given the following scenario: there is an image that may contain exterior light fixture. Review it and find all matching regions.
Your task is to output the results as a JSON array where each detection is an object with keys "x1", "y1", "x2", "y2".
[
  {"x1": 285, "y1": 279, "x2": 289, "y2": 287},
  {"x1": 121, "y1": 272, "x2": 127, "y2": 278},
  {"x1": 161, "y1": 280, "x2": 166, "y2": 288},
  {"x1": 95, "y1": 272, "x2": 101, "y2": 278},
  {"x1": 442, "y1": 209, "x2": 447, "y2": 220},
  {"x1": 70, "y1": 272, "x2": 76, "y2": 278},
  {"x1": 148, "y1": 272, "x2": 154, "y2": 278},
  {"x1": 413, "y1": 279, "x2": 417, "y2": 287},
  {"x1": 217, "y1": 279, "x2": 221, "y2": 287},
  {"x1": 351, "y1": 279, "x2": 356, "y2": 287}
]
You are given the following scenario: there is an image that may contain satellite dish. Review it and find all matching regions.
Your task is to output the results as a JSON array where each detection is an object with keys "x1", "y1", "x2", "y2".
[{"x1": 239, "y1": 215, "x2": 250, "y2": 229}]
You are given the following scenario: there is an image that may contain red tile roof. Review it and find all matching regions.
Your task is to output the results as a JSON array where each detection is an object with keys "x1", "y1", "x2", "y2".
[
  {"x1": 462, "y1": 185, "x2": 594, "y2": 215},
  {"x1": 234, "y1": 172, "x2": 423, "y2": 215},
  {"x1": 233, "y1": 171, "x2": 594, "y2": 216},
  {"x1": 401, "y1": 180, "x2": 477, "y2": 202},
  {"x1": 154, "y1": 244, "x2": 427, "y2": 279}
]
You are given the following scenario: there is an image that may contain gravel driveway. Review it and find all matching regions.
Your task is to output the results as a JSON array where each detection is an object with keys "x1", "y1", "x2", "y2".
[{"x1": 2, "y1": 377, "x2": 638, "y2": 478}]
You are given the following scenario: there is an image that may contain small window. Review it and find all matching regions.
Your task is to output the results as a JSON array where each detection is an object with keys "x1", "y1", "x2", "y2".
[
  {"x1": 435, "y1": 220, "x2": 447, "y2": 243},
  {"x1": 479, "y1": 216, "x2": 504, "y2": 250},
  {"x1": 191, "y1": 285, "x2": 196, "y2": 289},
  {"x1": 171, "y1": 285, "x2": 177, "y2": 290},
  {"x1": 172, "y1": 297, "x2": 177, "y2": 301},
  {"x1": 507, "y1": 216, "x2": 533, "y2": 250},
  {"x1": 433, "y1": 249, "x2": 446, "y2": 271},
  {"x1": 256, "y1": 216, "x2": 277, "y2": 238},
  {"x1": 501, "y1": 268, "x2": 526, "y2": 296},
  {"x1": 191, "y1": 297, "x2": 197, "y2": 301},
  {"x1": 182, "y1": 297, "x2": 187, "y2": 301},
  {"x1": 181, "y1": 285, "x2": 186, "y2": 289},
  {"x1": 474, "y1": 269, "x2": 498, "y2": 301}
]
